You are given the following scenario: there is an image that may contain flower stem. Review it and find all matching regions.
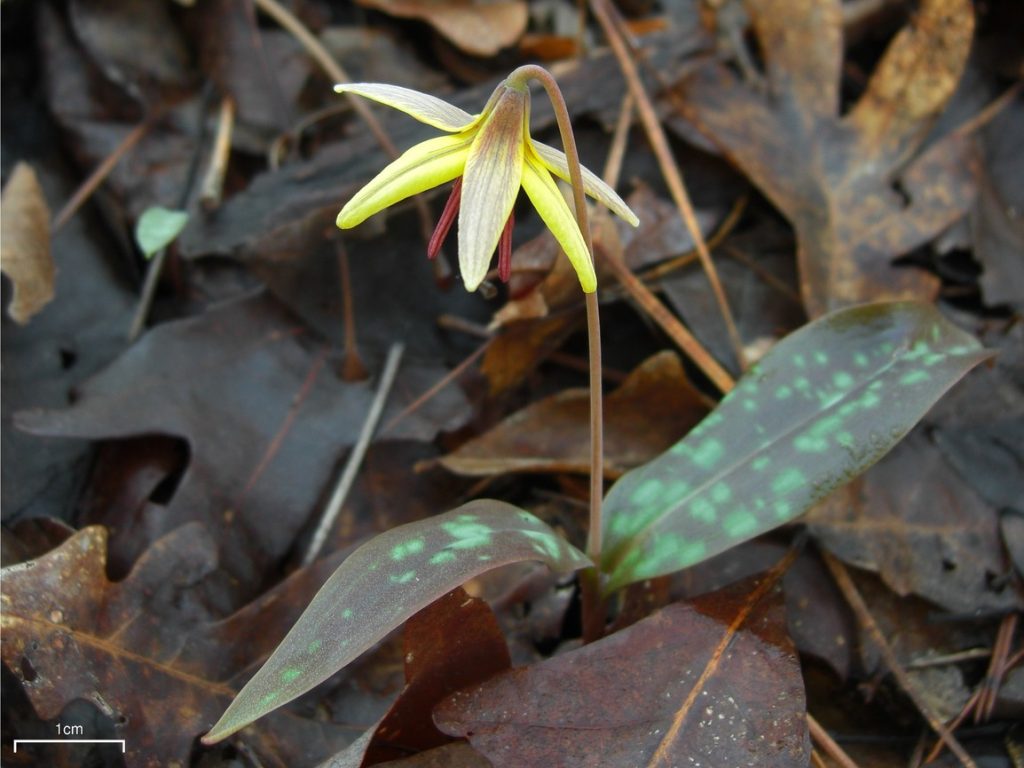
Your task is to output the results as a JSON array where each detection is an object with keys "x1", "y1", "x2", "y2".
[{"x1": 511, "y1": 65, "x2": 605, "y2": 643}]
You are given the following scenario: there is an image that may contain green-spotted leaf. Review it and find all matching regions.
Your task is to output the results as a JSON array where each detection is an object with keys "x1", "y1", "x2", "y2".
[
  {"x1": 204, "y1": 501, "x2": 589, "y2": 743},
  {"x1": 600, "y1": 302, "x2": 991, "y2": 594},
  {"x1": 134, "y1": 206, "x2": 189, "y2": 259}
]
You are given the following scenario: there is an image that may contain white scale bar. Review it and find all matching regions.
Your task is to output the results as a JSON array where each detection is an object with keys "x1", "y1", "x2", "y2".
[{"x1": 14, "y1": 739, "x2": 126, "y2": 752}]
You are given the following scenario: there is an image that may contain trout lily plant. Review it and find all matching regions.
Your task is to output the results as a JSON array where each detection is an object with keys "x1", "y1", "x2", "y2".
[
  {"x1": 335, "y1": 77, "x2": 638, "y2": 292},
  {"x1": 203, "y1": 67, "x2": 989, "y2": 754}
]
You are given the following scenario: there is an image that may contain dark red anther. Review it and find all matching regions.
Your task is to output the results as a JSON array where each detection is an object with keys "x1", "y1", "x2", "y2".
[
  {"x1": 497, "y1": 211, "x2": 514, "y2": 283},
  {"x1": 427, "y1": 177, "x2": 463, "y2": 260}
]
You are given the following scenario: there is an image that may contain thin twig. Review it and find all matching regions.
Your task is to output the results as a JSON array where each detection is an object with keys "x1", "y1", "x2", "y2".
[
  {"x1": 921, "y1": 689, "x2": 982, "y2": 766},
  {"x1": 951, "y1": 81, "x2": 1024, "y2": 141},
  {"x1": 302, "y1": 343, "x2": 405, "y2": 566},
  {"x1": 807, "y1": 712, "x2": 863, "y2": 768},
  {"x1": 199, "y1": 96, "x2": 236, "y2": 210},
  {"x1": 975, "y1": 612, "x2": 1018, "y2": 724},
  {"x1": 602, "y1": 247, "x2": 735, "y2": 393},
  {"x1": 589, "y1": 0, "x2": 747, "y2": 371},
  {"x1": 380, "y1": 338, "x2": 491, "y2": 435},
  {"x1": 128, "y1": 249, "x2": 168, "y2": 342},
  {"x1": 127, "y1": 89, "x2": 213, "y2": 341},
  {"x1": 821, "y1": 551, "x2": 978, "y2": 768},
  {"x1": 906, "y1": 648, "x2": 992, "y2": 670},
  {"x1": 602, "y1": 90, "x2": 635, "y2": 188},
  {"x1": 52, "y1": 119, "x2": 154, "y2": 232},
  {"x1": 593, "y1": 95, "x2": 739, "y2": 389},
  {"x1": 635, "y1": 194, "x2": 749, "y2": 284},
  {"x1": 336, "y1": 240, "x2": 368, "y2": 381}
]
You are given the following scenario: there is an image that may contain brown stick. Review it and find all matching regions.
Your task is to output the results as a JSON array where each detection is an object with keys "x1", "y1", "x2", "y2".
[
  {"x1": 821, "y1": 552, "x2": 978, "y2": 768},
  {"x1": 52, "y1": 119, "x2": 154, "y2": 232},
  {"x1": 807, "y1": 712, "x2": 862, "y2": 768},
  {"x1": 336, "y1": 240, "x2": 368, "y2": 381},
  {"x1": 199, "y1": 96, "x2": 236, "y2": 211},
  {"x1": 588, "y1": 0, "x2": 747, "y2": 372},
  {"x1": 252, "y1": 0, "x2": 443, "y2": 267},
  {"x1": 602, "y1": 247, "x2": 735, "y2": 393}
]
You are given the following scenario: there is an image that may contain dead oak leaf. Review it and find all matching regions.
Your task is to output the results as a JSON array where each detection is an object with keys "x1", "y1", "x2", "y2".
[
  {"x1": 806, "y1": 430, "x2": 1023, "y2": 614},
  {"x1": 1, "y1": 163, "x2": 55, "y2": 324},
  {"x1": 677, "y1": 0, "x2": 978, "y2": 317},
  {"x1": 15, "y1": 293, "x2": 470, "y2": 612},
  {"x1": 0, "y1": 524, "x2": 361, "y2": 767}
]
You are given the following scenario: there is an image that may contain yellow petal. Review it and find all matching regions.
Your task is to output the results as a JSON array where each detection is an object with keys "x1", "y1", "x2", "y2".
[
  {"x1": 337, "y1": 134, "x2": 471, "y2": 229},
  {"x1": 532, "y1": 140, "x2": 639, "y2": 227},
  {"x1": 334, "y1": 83, "x2": 477, "y2": 133},
  {"x1": 521, "y1": 151, "x2": 597, "y2": 293},
  {"x1": 458, "y1": 86, "x2": 527, "y2": 292}
]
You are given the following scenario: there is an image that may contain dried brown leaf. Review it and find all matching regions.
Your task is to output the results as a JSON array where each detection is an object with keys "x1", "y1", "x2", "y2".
[
  {"x1": 442, "y1": 351, "x2": 707, "y2": 478},
  {"x1": 354, "y1": 0, "x2": 527, "y2": 57},
  {"x1": 1, "y1": 163, "x2": 55, "y2": 324},
  {"x1": 0, "y1": 525, "x2": 362, "y2": 766},
  {"x1": 15, "y1": 294, "x2": 470, "y2": 610},
  {"x1": 678, "y1": 0, "x2": 978, "y2": 317},
  {"x1": 807, "y1": 430, "x2": 1023, "y2": 613},
  {"x1": 435, "y1": 574, "x2": 809, "y2": 767}
]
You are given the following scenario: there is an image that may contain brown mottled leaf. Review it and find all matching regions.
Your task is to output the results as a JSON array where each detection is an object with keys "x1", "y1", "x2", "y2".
[
  {"x1": 678, "y1": 0, "x2": 978, "y2": 317},
  {"x1": 353, "y1": 0, "x2": 527, "y2": 57},
  {"x1": 442, "y1": 351, "x2": 707, "y2": 478},
  {"x1": 15, "y1": 293, "x2": 470, "y2": 610},
  {"x1": 435, "y1": 571, "x2": 809, "y2": 768},
  {"x1": 807, "y1": 430, "x2": 1022, "y2": 613},
  {"x1": 0, "y1": 525, "x2": 364, "y2": 767},
  {"x1": 1, "y1": 163, "x2": 54, "y2": 324}
]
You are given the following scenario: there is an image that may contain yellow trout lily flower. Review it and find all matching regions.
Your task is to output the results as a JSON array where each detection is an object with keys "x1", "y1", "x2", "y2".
[{"x1": 335, "y1": 78, "x2": 639, "y2": 293}]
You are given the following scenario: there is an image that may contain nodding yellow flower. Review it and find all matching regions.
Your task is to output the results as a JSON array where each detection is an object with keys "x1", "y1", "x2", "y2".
[{"x1": 335, "y1": 78, "x2": 639, "y2": 293}]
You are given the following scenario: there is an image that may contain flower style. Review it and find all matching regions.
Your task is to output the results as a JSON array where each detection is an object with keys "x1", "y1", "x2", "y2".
[{"x1": 335, "y1": 77, "x2": 639, "y2": 293}]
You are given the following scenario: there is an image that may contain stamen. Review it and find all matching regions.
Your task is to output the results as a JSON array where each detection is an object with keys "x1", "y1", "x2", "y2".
[
  {"x1": 498, "y1": 211, "x2": 514, "y2": 283},
  {"x1": 427, "y1": 178, "x2": 462, "y2": 260}
]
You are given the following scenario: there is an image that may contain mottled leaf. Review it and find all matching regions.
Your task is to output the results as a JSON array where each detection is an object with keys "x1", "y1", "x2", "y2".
[
  {"x1": 134, "y1": 206, "x2": 189, "y2": 258},
  {"x1": 204, "y1": 501, "x2": 590, "y2": 743},
  {"x1": 601, "y1": 302, "x2": 990, "y2": 593},
  {"x1": 435, "y1": 571, "x2": 808, "y2": 768}
]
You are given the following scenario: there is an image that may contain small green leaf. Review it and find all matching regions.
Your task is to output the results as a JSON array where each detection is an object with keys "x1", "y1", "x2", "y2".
[
  {"x1": 601, "y1": 302, "x2": 991, "y2": 594},
  {"x1": 134, "y1": 206, "x2": 189, "y2": 259},
  {"x1": 204, "y1": 500, "x2": 589, "y2": 743}
]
